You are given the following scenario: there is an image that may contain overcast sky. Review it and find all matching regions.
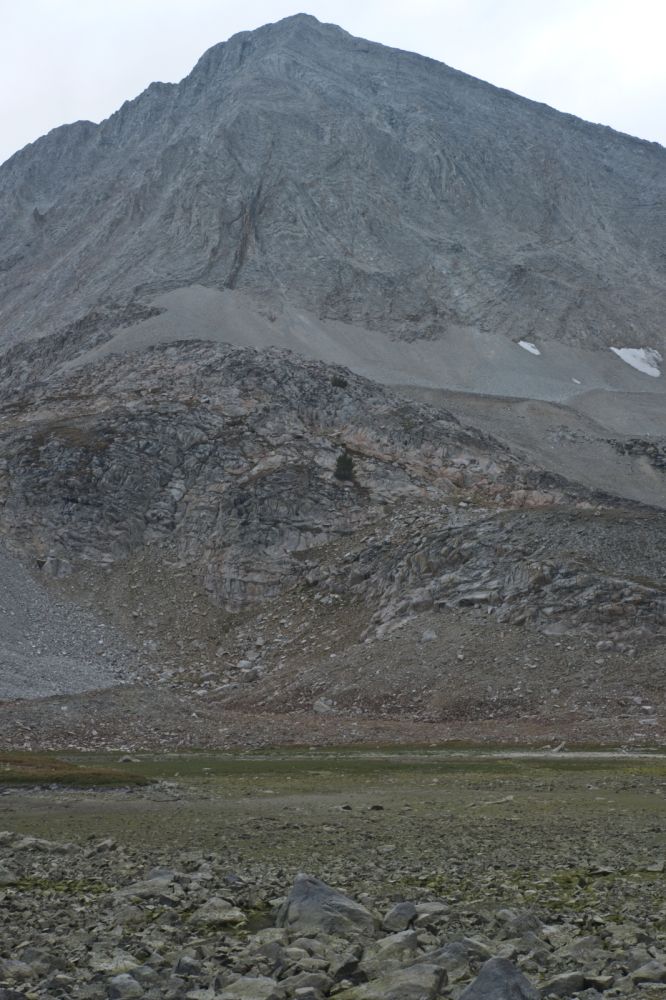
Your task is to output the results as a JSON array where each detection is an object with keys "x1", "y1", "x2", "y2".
[{"x1": 1, "y1": 0, "x2": 665, "y2": 165}]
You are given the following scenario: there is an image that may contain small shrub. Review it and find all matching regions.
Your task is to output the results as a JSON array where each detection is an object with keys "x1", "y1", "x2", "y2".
[
  {"x1": 334, "y1": 449, "x2": 354, "y2": 481},
  {"x1": 331, "y1": 373, "x2": 348, "y2": 388}
]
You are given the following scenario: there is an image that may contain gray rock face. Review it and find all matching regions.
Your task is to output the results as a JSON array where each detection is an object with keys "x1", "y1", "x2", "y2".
[
  {"x1": 2, "y1": 340, "x2": 662, "y2": 655},
  {"x1": 0, "y1": 342, "x2": 502, "y2": 609},
  {"x1": 0, "y1": 333, "x2": 664, "y2": 723},
  {"x1": 1, "y1": 14, "x2": 665, "y2": 359},
  {"x1": 276, "y1": 874, "x2": 376, "y2": 938},
  {"x1": 459, "y1": 957, "x2": 539, "y2": 999}
]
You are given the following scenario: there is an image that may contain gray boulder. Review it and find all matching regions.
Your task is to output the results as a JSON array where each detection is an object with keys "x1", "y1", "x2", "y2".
[
  {"x1": 335, "y1": 963, "x2": 445, "y2": 1000},
  {"x1": 459, "y1": 958, "x2": 539, "y2": 999},
  {"x1": 190, "y1": 896, "x2": 246, "y2": 927},
  {"x1": 107, "y1": 974, "x2": 144, "y2": 999},
  {"x1": 0, "y1": 866, "x2": 17, "y2": 887},
  {"x1": 424, "y1": 941, "x2": 470, "y2": 980},
  {"x1": 631, "y1": 960, "x2": 666, "y2": 984},
  {"x1": 276, "y1": 874, "x2": 376, "y2": 939},
  {"x1": 494, "y1": 909, "x2": 543, "y2": 940},
  {"x1": 218, "y1": 976, "x2": 284, "y2": 1000},
  {"x1": 541, "y1": 971, "x2": 586, "y2": 997},
  {"x1": 382, "y1": 901, "x2": 417, "y2": 932}
]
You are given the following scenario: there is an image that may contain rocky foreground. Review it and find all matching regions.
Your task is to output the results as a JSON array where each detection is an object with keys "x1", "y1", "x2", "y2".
[{"x1": 0, "y1": 771, "x2": 666, "y2": 1000}]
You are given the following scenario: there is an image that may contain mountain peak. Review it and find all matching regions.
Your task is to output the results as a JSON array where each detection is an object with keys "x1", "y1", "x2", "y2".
[
  {"x1": 187, "y1": 11, "x2": 349, "y2": 84},
  {"x1": 0, "y1": 15, "x2": 665, "y2": 360}
]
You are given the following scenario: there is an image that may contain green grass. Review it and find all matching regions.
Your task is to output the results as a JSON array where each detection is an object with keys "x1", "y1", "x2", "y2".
[{"x1": 0, "y1": 752, "x2": 151, "y2": 788}]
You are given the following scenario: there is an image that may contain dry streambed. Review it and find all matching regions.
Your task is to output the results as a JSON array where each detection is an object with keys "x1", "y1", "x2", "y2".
[{"x1": 0, "y1": 750, "x2": 664, "y2": 998}]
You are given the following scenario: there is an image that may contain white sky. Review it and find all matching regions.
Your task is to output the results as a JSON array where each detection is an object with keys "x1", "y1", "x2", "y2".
[{"x1": 1, "y1": 0, "x2": 665, "y2": 165}]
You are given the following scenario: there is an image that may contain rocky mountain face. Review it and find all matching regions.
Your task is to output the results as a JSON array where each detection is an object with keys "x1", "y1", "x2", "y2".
[
  {"x1": 1, "y1": 14, "x2": 665, "y2": 353},
  {"x1": 3, "y1": 341, "x2": 663, "y2": 644},
  {"x1": 1, "y1": 342, "x2": 495, "y2": 602},
  {"x1": 1, "y1": 340, "x2": 664, "y2": 745},
  {"x1": 0, "y1": 16, "x2": 664, "y2": 743}
]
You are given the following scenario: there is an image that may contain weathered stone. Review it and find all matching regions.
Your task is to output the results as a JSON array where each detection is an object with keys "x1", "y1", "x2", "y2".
[
  {"x1": 414, "y1": 901, "x2": 449, "y2": 927},
  {"x1": 583, "y1": 973, "x2": 614, "y2": 991},
  {"x1": 541, "y1": 970, "x2": 586, "y2": 997},
  {"x1": 422, "y1": 943, "x2": 471, "y2": 983},
  {"x1": 632, "y1": 960, "x2": 666, "y2": 984},
  {"x1": 175, "y1": 955, "x2": 202, "y2": 977},
  {"x1": 495, "y1": 909, "x2": 543, "y2": 940},
  {"x1": 459, "y1": 958, "x2": 539, "y2": 1000},
  {"x1": 375, "y1": 929, "x2": 419, "y2": 959},
  {"x1": 382, "y1": 901, "x2": 417, "y2": 932},
  {"x1": 276, "y1": 875, "x2": 376, "y2": 939},
  {"x1": 0, "y1": 866, "x2": 17, "y2": 887},
  {"x1": 218, "y1": 976, "x2": 284, "y2": 1000},
  {"x1": 0, "y1": 960, "x2": 34, "y2": 983},
  {"x1": 107, "y1": 973, "x2": 144, "y2": 999},
  {"x1": 335, "y1": 962, "x2": 445, "y2": 1000},
  {"x1": 90, "y1": 952, "x2": 140, "y2": 976},
  {"x1": 190, "y1": 897, "x2": 246, "y2": 927}
]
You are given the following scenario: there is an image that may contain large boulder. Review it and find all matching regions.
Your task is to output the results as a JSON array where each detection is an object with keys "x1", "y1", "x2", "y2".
[
  {"x1": 382, "y1": 901, "x2": 417, "y2": 932},
  {"x1": 631, "y1": 960, "x2": 666, "y2": 984},
  {"x1": 541, "y1": 971, "x2": 586, "y2": 997},
  {"x1": 494, "y1": 909, "x2": 543, "y2": 940},
  {"x1": 335, "y1": 963, "x2": 446, "y2": 1000},
  {"x1": 276, "y1": 874, "x2": 376, "y2": 939},
  {"x1": 107, "y1": 974, "x2": 144, "y2": 999},
  {"x1": 218, "y1": 977, "x2": 284, "y2": 1000},
  {"x1": 189, "y1": 896, "x2": 246, "y2": 927},
  {"x1": 459, "y1": 958, "x2": 539, "y2": 999}
]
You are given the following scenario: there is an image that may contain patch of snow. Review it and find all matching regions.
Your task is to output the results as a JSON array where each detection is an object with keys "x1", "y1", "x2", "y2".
[
  {"x1": 610, "y1": 347, "x2": 662, "y2": 378},
  {"x1": 518, "y1": 340, "x2": 540, "y2": 356}
]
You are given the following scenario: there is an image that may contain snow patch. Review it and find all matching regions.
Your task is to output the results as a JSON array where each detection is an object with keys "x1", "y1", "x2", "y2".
[
  {"x1": 610, "y1": 347, "x2": 662, "y2": 378},
  {"x1": 518, "y1": 340, "x2": 540, "y2": 356}
]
